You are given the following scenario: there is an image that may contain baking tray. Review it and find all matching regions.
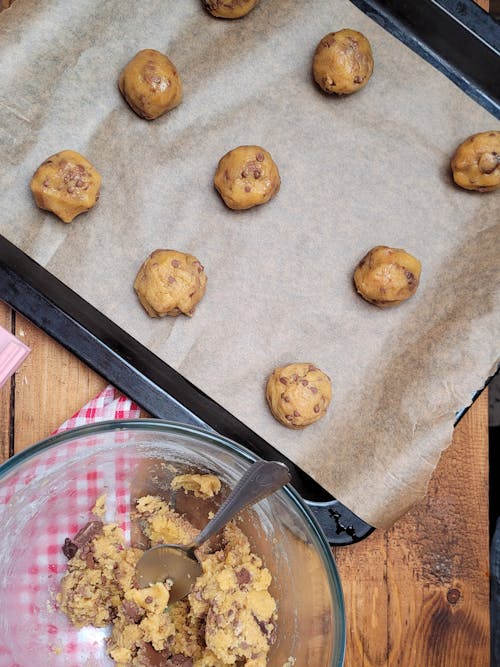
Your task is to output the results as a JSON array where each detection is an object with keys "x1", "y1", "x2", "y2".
[{"x1": 0, "y1": 0, "x2": 498, "y2": 545}]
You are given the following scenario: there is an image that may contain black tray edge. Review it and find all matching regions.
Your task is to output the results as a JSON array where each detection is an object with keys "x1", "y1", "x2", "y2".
[{"x1": 350, "y1": 0, "x2": 500, "y2": 118}]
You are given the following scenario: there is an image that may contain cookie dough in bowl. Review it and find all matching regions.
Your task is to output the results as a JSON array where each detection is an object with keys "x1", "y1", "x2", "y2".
[
  {"x1": 313, "y1": 28, "x2": 374, "y2": 95},
  {"x1": 202, "y1": 0, "x2": 258, "y2": 19},
  {"x1": 266, "y1": 363, "x2": 332, "y2": 428},
  {"x1": 354, "y1": 245, "x2": 421, "y2": 308},
  {"x1": 450, "y1": 131, "x2": 500, "y2": 192},
  {"x1": 30, "y1": 150, "x2": 101, "y2": 223},
  {"x1": 58, "y1": 486, "x2": 278, "y2": 666},
  {"x1": 134, "y1": 249, "x2": 207, "y2": 317},
  {"x1": 214, "y1": 145, "x2": 280, "y2": 210},
  {"x1": 119, "y1": 49, "x2": 183, "y2": 120}
]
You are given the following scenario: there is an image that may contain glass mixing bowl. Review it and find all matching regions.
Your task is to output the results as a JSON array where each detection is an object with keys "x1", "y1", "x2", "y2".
[{"x1": 0, "y1": 420, "x2": 345, "y2": 666}]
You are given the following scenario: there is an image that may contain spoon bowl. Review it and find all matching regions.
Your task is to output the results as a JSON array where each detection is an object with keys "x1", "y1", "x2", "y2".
[{"x1": 135, "y1": 460, "x2": 291, "y2": 602}]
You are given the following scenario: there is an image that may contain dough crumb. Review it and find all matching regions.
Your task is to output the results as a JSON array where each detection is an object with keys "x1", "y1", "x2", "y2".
[
  {"x1": 92, "y1": 493, "x2": 107, "y2": 517},
  {"x1": 171, "y1": 473, "x2": 222, "y2": 498}
]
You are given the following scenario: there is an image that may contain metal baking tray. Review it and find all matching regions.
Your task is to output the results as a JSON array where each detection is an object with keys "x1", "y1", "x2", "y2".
[{"x1": 1, "y1": 0, "x2": 498, "y2": 545}]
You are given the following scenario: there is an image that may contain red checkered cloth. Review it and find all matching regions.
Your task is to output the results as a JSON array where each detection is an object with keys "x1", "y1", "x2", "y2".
[
  {"x1": 0, "y1": 385, "x2": 141, "y2": 666},
  {"x1": 52, "y1": 385, "x2": 141, "y2": 434}
]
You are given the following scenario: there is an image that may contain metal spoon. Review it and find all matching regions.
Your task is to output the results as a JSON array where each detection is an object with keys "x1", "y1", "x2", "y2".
[{"x1": 135, "y1": 460, "x2": 291, "y2": 603}]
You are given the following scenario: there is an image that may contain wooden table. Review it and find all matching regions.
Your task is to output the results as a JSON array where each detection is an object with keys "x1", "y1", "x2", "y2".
[{"x1": 0, "y1": 301, "x2": 490, "y2": 666}]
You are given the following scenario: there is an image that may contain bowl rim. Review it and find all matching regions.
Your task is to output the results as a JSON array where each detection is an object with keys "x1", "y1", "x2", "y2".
[{"x1": 0, "y1": 418, "x2": 346, "y2": 666}]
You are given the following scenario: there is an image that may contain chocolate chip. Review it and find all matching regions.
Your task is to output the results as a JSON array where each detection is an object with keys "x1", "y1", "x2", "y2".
[
  {"x1": 293, "y1": 410, "x2": 300, "y2": 417},
  {"x1": 145, "y1": 596, "x2": 153, "y2": 604},
  {"x1": 122, "y1": 599, "x2": 144, "y2": 623},
  {"x1": 253, "y1": 170, "x2": 261, "y2": 179},
  {"x1": 279, "y1": 377, "x2": 287, "y2": 385},
  {"x1": 301, "y1": 379, "x2": 308, "y2": 386},
  {"x1": 310, "y1": 386, "x2": 318, "y2": 394},
  {"x1": 256, "y1": 152, "x2": 264, "y2": 162},
  {"x1": 168, "y1": 275, "x2": 176, "y2": 284},
  {"x1": 405, "y1": 271, "x2": 415, "y2": 285},
  {"x1": 313, "y1": 404, "x2": 320, "y2": 413},
  {"x1": 244, "y1": 185, "x2": 251, "y2": 192},
  {"x1": 236, "y1": 567, "x2": 252, "y2": 587},
  {"x1": 72, "y1": 520, "x2": 104, "y2": 549},
  {"x1": 62, "y1": 538, "x2": 78, "y2": 560},
  {"x1": 166, "y1": 656, "x2": 193, "y2": 667},
  {"x1": 171, "y1": 259, "x2": 180, "y2": 268},
  {"x1": 85, "y1": 553, "x2": 97, "y2": 569}
]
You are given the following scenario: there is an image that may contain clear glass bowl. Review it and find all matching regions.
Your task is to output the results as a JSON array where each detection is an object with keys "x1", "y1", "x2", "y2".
[{"x1": 0, "y1": 420, "x2": 345, "y2": 666}]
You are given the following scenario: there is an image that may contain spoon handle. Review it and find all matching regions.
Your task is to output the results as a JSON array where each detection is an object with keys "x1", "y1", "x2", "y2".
[{"x1": 192, "y1": 460, "x2": 291, "y2": 549}]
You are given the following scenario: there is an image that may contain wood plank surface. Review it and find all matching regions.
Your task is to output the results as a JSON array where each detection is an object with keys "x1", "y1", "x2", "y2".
[
  {"x1": 0, "y1": 299, "x2": 490, "y2": 666},
  {"x1": 333, "y1": 390, "x2": 489, "y2": 666}
]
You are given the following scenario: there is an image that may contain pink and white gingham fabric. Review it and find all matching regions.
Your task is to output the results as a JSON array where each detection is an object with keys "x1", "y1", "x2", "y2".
[
  {"x1": 0, "y1": 385, "x2": 141, "y2": 666},
  {"x1": 52, "y1": 385, "x2": 141, "y2": 434}
]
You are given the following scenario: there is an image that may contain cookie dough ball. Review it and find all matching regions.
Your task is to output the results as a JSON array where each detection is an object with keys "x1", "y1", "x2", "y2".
[
  {"x1": 450, "y1": 131, "x2": 500, "y2": 192},
  {"x1": 354, "y1": 245, "x2": 421, "y2": 308},
  {"x1": 118, "y1": 49, "x2": 182, "y2": 120},
  {"x1": 134, "y1": 249, "x2": 207, "y2": 317},
  {"x1": 214, "y1": 145, "x2": 280, "y2": 210},
  {"x1": 266, "y1": 363, "x2": 332, "y2": 429},
  {"x1": 313, "y1": 28, "x2": 374, "y2": 95},
  {"x1": 30, "y1": 150, "x2": 101, "y2": 223},
  {"x1": 202, "y1": 0, "x2": 258, "y2": 18}
]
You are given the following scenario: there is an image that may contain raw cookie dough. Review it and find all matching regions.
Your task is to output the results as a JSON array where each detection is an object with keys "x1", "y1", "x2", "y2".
[
  {"x1": 202, "y1": 0, "x2": 258, "y2": 19},
  {"x1": 119, "y1": 49, "x2": 183, "y2": 120},
  {"x1": 30, "y1": 150, "x2": 101, "y2": 223},
  {"x1": 266, "y1": 363, "x2": 332, "y2": 429},
  {"x1": 450, "y1": 130, "x2": 500, "y2": 192},
  {"x1": 58, "y1": 481, "x2": 277, "y2": 666},
  {"x1": 214, "y1": 145, "x2": 280, "y2": 210},
  {"x1": 354, "y1": 245, "x2": 421, "y2": 308},
  {"x1": 134, "y1": 249, "x2": 207, "y2": 318},
  {"x1": 171, "y1": 473, "x2": 222, "y2": 498},
  {"x1": 312, "y1": 28, "x2": 374, "y2": 95}
]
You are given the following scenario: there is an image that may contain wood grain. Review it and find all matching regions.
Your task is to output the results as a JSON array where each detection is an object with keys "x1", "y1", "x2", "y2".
[
  {"x1": 10, "y1": 309, "x2": 107, "y2": 451},
  {"x1": 333, "y1": 390, "x2": 489, "y2": 666},
  {"x1": 0, "y1": 302, "x2": 12, "y2": 463}
]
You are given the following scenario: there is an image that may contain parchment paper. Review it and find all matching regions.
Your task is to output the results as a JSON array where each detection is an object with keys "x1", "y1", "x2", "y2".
[{"x1": 0, "y1": 0, "x2": 498, "y2": 529}]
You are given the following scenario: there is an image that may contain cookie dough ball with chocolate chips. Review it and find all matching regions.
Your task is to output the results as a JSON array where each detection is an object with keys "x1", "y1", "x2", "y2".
[
  {"x1": 202, "y1": 0, "x2": 258, "y2": 19},
  {"x1": 118, "y1": 49, "x2": 182, "y2": 120},
  {"x1": 214, "y1": 145, "x2": 280, "y2": 210},
  {"x1": 313, "y1": 28, "x2": 374, "y2": 95},
  {"x1": 134, "y1": 249, "x2": 207, "y2": 317},
  {"x1": 266, "y1": 363, "x2": 332, "y2": 429},
  {"x1": 450, "y1": 131, "x2": 500, "y2": 192},
  {"x1": 354, "y1": 245, "x2": 421, "y2": 308},
  {"x1": 30, "y1": 150, "x2": 101, "y2": 223}
]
